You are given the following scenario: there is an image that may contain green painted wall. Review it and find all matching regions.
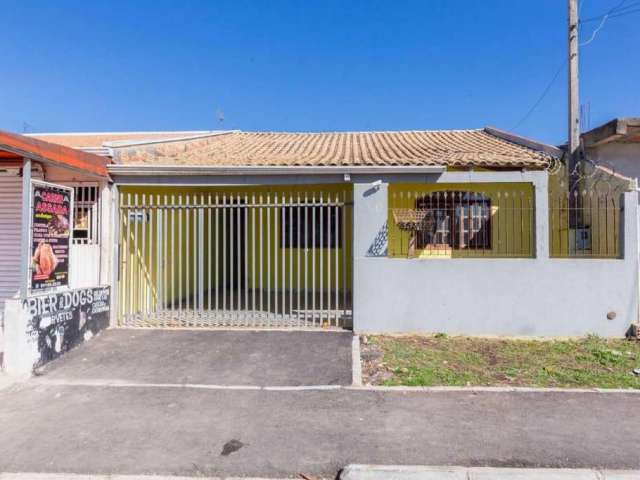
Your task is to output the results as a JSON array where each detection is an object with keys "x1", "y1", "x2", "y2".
[
  {"x1": 118, "y1": 185, "x2": 353, "y2": 315},
  {"x1": 388, "y1": 183, "x2": 535, "y2": 258}
]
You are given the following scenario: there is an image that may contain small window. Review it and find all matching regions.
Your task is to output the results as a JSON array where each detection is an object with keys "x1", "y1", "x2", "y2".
[
  {"x1": 415, "y1": 191, "x2": 491, "y2": 250},
  {"x1": 282, "y1": 205, "x2": 342, "y2": 248},
  {"x1": 72, "y1": 186, "x2": 101, "y2": 245}
]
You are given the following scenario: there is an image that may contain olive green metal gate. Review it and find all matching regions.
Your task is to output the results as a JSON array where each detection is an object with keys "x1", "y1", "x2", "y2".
[{"x1": 117, "y1": 188, "x2": 353, "y2": 328}]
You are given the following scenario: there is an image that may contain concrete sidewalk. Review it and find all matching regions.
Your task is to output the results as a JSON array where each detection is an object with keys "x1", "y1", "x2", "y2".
[
  {"x1": 1, "y1": 468, "x2": 639, "y2": 479},
  {"x1": 341, "y1": 465, "x2": 640, "y2": 479},
  {"x1": 0, "y1": 383, "x2": 639, "y2": 477}
]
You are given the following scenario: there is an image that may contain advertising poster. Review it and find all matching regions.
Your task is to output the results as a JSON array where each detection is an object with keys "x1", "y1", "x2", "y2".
[
  {"x1": 24, "y1": 287, "x2": 111, "y2": 368},
  {"x1": 30, "y1": 182, "x2": 73, "y2": 290}
]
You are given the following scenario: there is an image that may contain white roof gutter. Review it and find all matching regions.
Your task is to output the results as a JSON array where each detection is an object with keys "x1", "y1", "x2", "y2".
[{"x1": 108, "y1": 165, "x2": 446, "y2": 176}]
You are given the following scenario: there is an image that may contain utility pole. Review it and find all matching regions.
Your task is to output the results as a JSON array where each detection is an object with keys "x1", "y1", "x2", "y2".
[{"x1": 568, "y1": 0, "x2": 580, "y2": 177}]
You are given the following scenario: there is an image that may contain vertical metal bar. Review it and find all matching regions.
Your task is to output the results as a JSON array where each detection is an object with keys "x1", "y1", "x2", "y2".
[
  {"x1": 149, "y1": 195, "x2": 156, "y2": 319},
  {"x1": 208, "y1": 193, "x2": 212, "y2": 320},
  {"x1": 133, "y1": 193, "x2": 140, "y2": 325},
  {"x1": 178, "y1": 195, "x2": 183, "y2": 322},
  {"x1": 95, "y1": 187, "x2": 100, "y2": 246},
  {"x1": 231, "y1": 193, "x2": 237, "y2": 323},
  {"x1": 589, "y1": 191, "x2": 600, "y2": 255},
  {"x1": 185, "y1": 194, "x2": 190, "y2": 320},
  {"x1": 236, "y1": 193, "x2": 241, "y2": 324},
  {"x1": 168, "y1": 195, "x2": 173, "y2": 318},
  {"x1": 605, "y1": 195, "x2": 610, "y2": 256},
  {"x1": 252, "y1": 192, "x2": 256, "y2": 325},
  {"x1": 274, "y1": 192, "x2": 279, "y2": 324},
  {"x1": 566, "y1": 192, "x2": 571, "y2": 256},
  {"x1": 311, "y1": 192, "x2": 316, "y2": 326},
  {"x1": 319, "y1": 192, "x2": 324, "y2": 326},
  {"x1": 334, "y1": 192, "x2": 339, "y2": 327},
  {"x1": 304, "y1": 191, "x2": 309, "y2": 326},
  {"x1": 199, "y1": 195, "x2": 205, "y2": 323},
  {"x1": 193, "y1": 196, "x2": 198, "y2": 323},
  {"x1": 245, "y1": 193, "x2": 249, "y2": 326},
  {"x1": 574, "y1": 192, "x2": 579, "y2": 256},
  {"x1": 162, "y1": 195, "x2": 168, "y2": 325},
  {"x1": 289, "y1": 192, "x2": 293, "y2": 325},
  {"x1": 296, "y1": 192, "x2": 301, "y2": 326},
  {"x1": 141, "y1": 194, "x2": 147, "y2": 323},
  {"x1": 192, "y1": 195, "x2": 197, "y2": 325},
  {"x1": 327, "y1": 192, "x2": 332, "y2": 325},
  {"x1": 147, "y1": 195, "x2": 153, "y2": 319},
  {"x1": 519, "y1": 192, "x2": 524, "y2": 256},
  {"x1": 222, "y1": 193, "x2": 227, "y2": 323},
  {"x1": 215, "y1": 193, "x2": 220, "y2": 323},
  {"x1": 278, "y1": 193, "x2": 287, "y2": 324},
  {"x1": 260, "y1": 193, "x2": 265, "y2": 325},
  {"x1": 342, "y1": 190, "x2": 347, "y2": 321},
  {"x1": 122, "y1": 192, "x2": 129, "y2": 325},
  {"x1": 512, "y1": 192, "x2": 517, "y2": 256},
  {"x1": 156, "y1": 195, "x2": 162, "y2": 322},
  {"x1": 266, "y1": 192, "x2": 271, "y2": 325}
]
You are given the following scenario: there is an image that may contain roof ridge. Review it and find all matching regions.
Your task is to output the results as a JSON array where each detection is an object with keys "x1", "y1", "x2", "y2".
[
  {"x1": 238, "y1": 128, "x2": 484, "y2": 135},
  {"x1": 26, "y1": 130, "x2": 217, "y2": 136},
  {"x1": 106, "y1": 131, "x2": 238, "y2": 149}
]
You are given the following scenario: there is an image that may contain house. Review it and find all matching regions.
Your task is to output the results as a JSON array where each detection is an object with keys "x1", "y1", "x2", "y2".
[
  {"x1": 2, "y1": 125, "x2": 639, "y2": 374},
  {"x1": 580, "y1": 117, "x2": 640, "y2": 186}
]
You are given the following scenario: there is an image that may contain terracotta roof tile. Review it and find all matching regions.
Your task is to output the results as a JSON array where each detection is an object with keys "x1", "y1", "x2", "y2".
[
  {"x1": 28, "y1": 131, "x2": 213, "y2": 148},
  {"x1": 113, "y1": 129, "x2": 554, "y2": 169}
]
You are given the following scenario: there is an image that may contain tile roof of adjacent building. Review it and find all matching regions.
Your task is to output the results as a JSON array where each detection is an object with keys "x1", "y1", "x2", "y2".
[
  {"x1": 27, "y1": 131, "x2": 215, "y2": 149},
  {"x1": 107, "y1": 128, "x2": 557, "y2": 169},
  {"x1": 0, "y1": 130, "x2": 110, "y2": 178}
]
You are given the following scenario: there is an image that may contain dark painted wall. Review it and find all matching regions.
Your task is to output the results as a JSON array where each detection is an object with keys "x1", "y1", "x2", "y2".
[{"x1": 23, "y1": 286, "x2": 110, "y2": 369}]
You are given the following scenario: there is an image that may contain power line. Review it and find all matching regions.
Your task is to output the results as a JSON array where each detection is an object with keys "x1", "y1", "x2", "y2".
[
  {"x1": 580, "y1": 0, "x2": 629, "y2": 45},
  {"x1": 511, "y1": 60, "x2": 566, "y2": 131},
  {"x1": 512, "y1": 0, "x2": 637, "y2": 131},
  {"x1": 581, "y1": 0, "x2": 640, "y2": 23}
]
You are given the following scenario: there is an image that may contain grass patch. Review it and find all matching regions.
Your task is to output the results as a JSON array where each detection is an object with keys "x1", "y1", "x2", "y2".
[{"x1": 362, "y1": 334, "x2": 640, "y2": 388}]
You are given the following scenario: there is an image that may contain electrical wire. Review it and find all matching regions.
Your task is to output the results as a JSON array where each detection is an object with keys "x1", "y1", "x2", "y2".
[
  {"x1": 511, "y1": 60, "x2": 566, "y2": 131},
  {"x1": 581, "y1": 0, "x2": 640, "y2": 23},
  {"x1": 512, "y1": 0, "x2": 637, "y2": 130}
]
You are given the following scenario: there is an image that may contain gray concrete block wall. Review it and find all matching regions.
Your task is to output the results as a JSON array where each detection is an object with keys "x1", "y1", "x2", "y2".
[{"x1": 352, "y1": 172, "x2": 639, "y2": 337}]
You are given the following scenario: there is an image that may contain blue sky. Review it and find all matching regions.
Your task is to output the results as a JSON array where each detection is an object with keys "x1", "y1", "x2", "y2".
[{"x1": 1, "y1": 1, "x2": 638, "y2": 145}]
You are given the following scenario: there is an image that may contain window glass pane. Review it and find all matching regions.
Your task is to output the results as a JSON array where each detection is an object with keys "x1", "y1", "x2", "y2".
[{"x1": 282, "y1": 205, "x2": 342, "y2": 248}]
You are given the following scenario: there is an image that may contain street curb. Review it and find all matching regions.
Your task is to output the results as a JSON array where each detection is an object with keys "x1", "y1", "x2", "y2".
[
  {"x1": 340, "y1": 464, "x2": 640, "y2": 479},
  {"x1": 346, "y1": 385, "x2": 640, "y2": 393},
  {"x1": 0, "y1": 474, "x2": 290, "y2": 480},
  {"x1": 26, "y1": 377, "x2": 640, "y2": 394},
  {"x1": 352, "y1": 334, "x2": 362, "y2": 386}
]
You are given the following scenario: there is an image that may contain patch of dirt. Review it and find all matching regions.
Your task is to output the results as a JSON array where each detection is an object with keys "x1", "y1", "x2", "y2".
[{"x1": 360, "y1": 336, "x2": 394, "y2": 385}]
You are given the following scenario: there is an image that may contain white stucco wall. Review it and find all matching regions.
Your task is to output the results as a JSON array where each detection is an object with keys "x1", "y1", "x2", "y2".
[
  {"x1": 352, "y1": 171, "x2": 639, "y2": 337},
  {"x1": 587, "y1": 143, "x2": 640, "y2": 183}
]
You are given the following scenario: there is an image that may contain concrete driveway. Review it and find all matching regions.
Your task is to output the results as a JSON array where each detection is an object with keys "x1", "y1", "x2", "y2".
[{"x1": 37, "y1": 328, "x2": 354, "y2": 386}]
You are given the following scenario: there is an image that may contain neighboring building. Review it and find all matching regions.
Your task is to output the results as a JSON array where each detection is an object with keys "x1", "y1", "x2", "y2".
[
  {"x1": 581, "y1": 118, "x2": 640, "y2": 182},
  {"x1": 0, "y1": 131, "x2": 111, "y2": 369}
]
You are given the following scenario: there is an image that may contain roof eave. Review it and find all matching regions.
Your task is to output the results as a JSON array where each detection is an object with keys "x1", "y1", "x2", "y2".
[
  {"x1": 582, "y1": 118, "x2": 640, "y2": 147},
  {"x1": 0, "y1": 131, "x2": 110, "y2": 179},
  {"x1": 484, "y1": 126, "x2": 563, "y2": 158},
  {"x1": 108, "y1": 165, "x2": 447, "y2": 176}
]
